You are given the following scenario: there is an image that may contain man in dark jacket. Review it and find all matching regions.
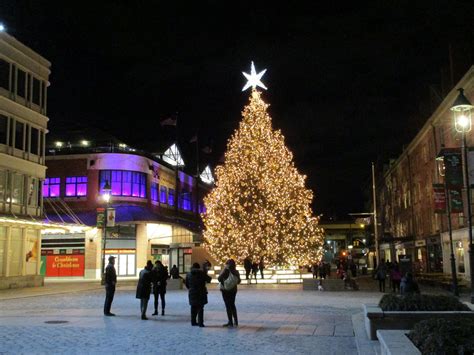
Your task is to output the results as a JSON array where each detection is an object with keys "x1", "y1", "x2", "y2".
[
  {"x1": 170, "y1": 265, "x2": 180, "y2": 279},
  {"x1": 185, "y1": 263, "x2": 211, "y2": 327},
  {"x1": 243, "y1": 256, "x2": 252, "y2": 280},
  {"x1": 136, "y1": 260, "x2": 153, "y2": 320},
  {"x1": 151, "y1": 260, "x2": 168, "y2": 316},
  {"x1": 104, "y1": 256, "x2": 117, "y2": 316}
]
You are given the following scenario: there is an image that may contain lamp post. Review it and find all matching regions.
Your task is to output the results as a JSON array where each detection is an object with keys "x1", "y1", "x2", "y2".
[
  {"x1": 100, "y1": 180, "x2": 111, "y2": 285},
  {"x1": 451, "y1": 88, "x2": 474, "y2": 303},
  {"x1": 436, "y1": 153, "x2": 459, "y2": 296}
]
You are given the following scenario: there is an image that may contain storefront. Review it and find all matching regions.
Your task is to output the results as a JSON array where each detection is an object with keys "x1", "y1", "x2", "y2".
[
  {"x1": 41, "y1": 233, "x2": 85, "y2": 277},
  {"x1": 441, "y1": 228, "x2": 469, "y2": 280},
  {"x1": 414, "y1": 240, "x2": 427, "y2": 273},
  {"x1": 104, "y1": 224, "x2": 136, "y2": 277}
]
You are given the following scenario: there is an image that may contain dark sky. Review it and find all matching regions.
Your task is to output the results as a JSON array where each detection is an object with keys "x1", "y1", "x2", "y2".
[{"x1": 2, "y1": 1, "x2": 473, "y2": 218}]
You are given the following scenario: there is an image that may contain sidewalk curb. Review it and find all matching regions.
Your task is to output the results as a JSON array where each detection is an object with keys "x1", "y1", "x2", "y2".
[{"x1": 352, "y1": 311, "x2": 379, "y2": 355}]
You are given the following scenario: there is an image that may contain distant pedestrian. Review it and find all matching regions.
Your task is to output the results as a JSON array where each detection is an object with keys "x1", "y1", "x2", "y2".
[
  {"x1": 350, "y1": 261, "x2": 357, "y2": 277},
  {"x1": 203, "y1": 259, "x2": 212, "y2": 274},
  {"x1": 400, "y1": 272, "x2": 420, "y2": 296},
  {"x1": 185, "y1": 262, "x2": 212, "y2": 327},
  {"x1": 151, "y1": 260, "x2": 168, "y2": 316},
  {"x1": 170, "y1": 264, "x2": 180, "y2": 279},
  {"x1": 136, "y1": 260, "x2": 153, "y2": 320},
  {"x1": 251, "y1": 262, "x2": 258, "y2": 283},
  {"x1": 258, "y1": 257, "x2": 265, "y2": 279},
  {"x1": 375, "y1": 260, "x2": 387, "y2": 292},
  {"x1": 244, "y1": 256, "x2": 252, "y2": 280},
  {"x1": 311, "y1": 263, "x2": 319, "y2": 279},
  {"x1": 104, "y1": 255, "x2": 117, "y2": 316},
  {"x1": 390, "y1": 264, "x2": 402, "y2": 293},
  {"x1": 218, "y1": 259, "x2": 241, "y2": 327},
  {"x1": 318, "y1": 261, "x2": 326, "y2": 279}
]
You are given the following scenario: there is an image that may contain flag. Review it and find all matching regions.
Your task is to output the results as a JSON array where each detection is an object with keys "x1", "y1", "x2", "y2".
[
  {"x1": 202, "y1": 146, "x2": 212, "y2": 154},
  {"x1": 160, "y1": 117, "x2": 177, "y2": 126},
  {"x1": 190, "y1": 135, "x2": 198, "y2": 143}
]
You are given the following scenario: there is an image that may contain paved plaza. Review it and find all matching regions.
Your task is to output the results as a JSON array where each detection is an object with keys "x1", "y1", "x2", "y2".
[{"x1": 0, "y1": 282, "x2": 387, "y2": 355}]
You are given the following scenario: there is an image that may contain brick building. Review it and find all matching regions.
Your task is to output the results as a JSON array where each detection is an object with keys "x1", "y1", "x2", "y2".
[{"x1": 377, "y1": 66, "x2": 474, "y2": 281}]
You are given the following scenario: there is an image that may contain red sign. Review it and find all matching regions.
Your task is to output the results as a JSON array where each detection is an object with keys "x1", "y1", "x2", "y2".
[
  {"x1": 45, "y1": 254, "x2": 85, "y2": 277},
  {"x1": 433, "y1": 184, "x2": 446, "y2": 213}
]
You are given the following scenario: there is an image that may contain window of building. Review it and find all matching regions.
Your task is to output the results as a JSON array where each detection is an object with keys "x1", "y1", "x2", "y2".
[
  {"x1": 43, "y1": 177, "x2": 60, "y2": 197},
  {"x1": 0, "y1": 59, "x2": 9, "y2": 90},
  {"x1": 15, "y1": 121, "x2": 24, "y2": 150},
  {"x1": 28, "y1": 178, "x2": 38, "y2": 207},
  {"x1": 0, "y1": 115, "x2": 7, "y2": 144},
  {"x1": 151, "y1": 182, "x2": 158, "y2": 202},
  {"x1": 179, "y1": 191, "x2": 192, "y2": 211},
  {"x1": 160, "y1": 186, "x2": 167, "y2": 204},
  {"x1": 99, "y1": 170, "x2": 146, "y2": 198},
  {"x1": 65, "y1": 176, "x2": 88, "y2": 197},
  {"x1": 39, "y1": 131, "x2": 44, "y2": 156},
  {"x1": 41, "y1": 81, "x2": 47, "y2": 109},
  {"x1": 0, "y1": 226, "x2": 6, "y2": 276},
  {"x1": 30, "y1": 127, "x2": 39, "y2": 155},
  {"x1": 199, "y1": 202, "x2": 206, "y2": 214},
  {"x1": 9, "y1": 228, "x2": 22, "y2": 276},
  {"x1": 12, "y1": 173, "x2": 24, "y2": 204},
  {"x1": 32, "y1": 77, "x2": 40, "y2": 105},
  {"x1": 168, "y1": 188, "x2": 175, "y2": 206},
  {"x1": 17, "y1": 69, "x2": 26, "y2": 98}
]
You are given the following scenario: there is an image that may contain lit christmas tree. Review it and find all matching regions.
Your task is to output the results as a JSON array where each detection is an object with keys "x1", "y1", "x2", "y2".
[{"x1": 203, "y1": 63, "x2": 324, "y2": 266}]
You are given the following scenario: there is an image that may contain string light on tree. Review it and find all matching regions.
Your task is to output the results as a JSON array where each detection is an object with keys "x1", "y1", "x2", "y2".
[{"x1": 203, "y1": 62, "x2": 324, "y2": 266}]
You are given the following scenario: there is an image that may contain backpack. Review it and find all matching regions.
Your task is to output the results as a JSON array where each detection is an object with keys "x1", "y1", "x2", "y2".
[{"x1": 223, "y1": 272, "x2": 238, "y2": 291}]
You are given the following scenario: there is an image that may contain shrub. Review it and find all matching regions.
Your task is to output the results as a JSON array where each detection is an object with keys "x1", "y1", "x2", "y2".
[
  {"x1": 378, "y1": 294, "x2": 470, "y2": 312},
  {"x1": 408, "y1": 318, "x2": 474, "y2": 354}
]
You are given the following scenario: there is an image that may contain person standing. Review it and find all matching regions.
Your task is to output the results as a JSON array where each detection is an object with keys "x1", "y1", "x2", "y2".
[
  {"x1": 170, "y1": 264, "x2": 180, "y2": 279},
  {"x1": 203, "y1": 259, "x2": 212, "y2": 274},
  {"x1": 218, "y1": 259, "x2": 241, "y2": 327},
  {"x1": 258, "y1": 257, "x2": 265, "y2": 279},
  {"x1": 390, "y1": 263, "x2": 402, "y2": 293},
  {"x1": 136, "y1": 260, "x2": 153, "y2": 320},
  {"x1": 375, "y1": 260, "x2": 387, "y2": 292},
  {"x1": 185, "y1": 262, "x2": 212, "y2": 327},
  {"x1": 243, "y1": 256, "x2": 252, "y2": 280},
  {"x1": 400, "y1": 272, "x2": 420, "y2": 295},
  {"x1": 104, "y1": 256, "x2": 117, "y2": 316},
  {"x1": 311, "y1": 263, "x2": 319, "y2": 279},
  {"x1": 251, "y1": 262, "x2": 258, "y2": 283},
  {"x1": 152, "y1": 260, "x2": 168, "y2": 316}
]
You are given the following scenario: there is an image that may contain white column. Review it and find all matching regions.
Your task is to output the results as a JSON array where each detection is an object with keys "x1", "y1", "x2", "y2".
[
  {"x1": 36, "y1": 229, "x2": 42, "y2": 275},
  {"x1": 20, "y1": 228, "x2": 26, "y2": 276},
  {"x1": 4, "y1": 226, "x2": 11, "y2": 277}
]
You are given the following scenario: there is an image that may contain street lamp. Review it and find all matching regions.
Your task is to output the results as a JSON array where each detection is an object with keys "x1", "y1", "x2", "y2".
[
  {"x1": 100, "y1": 180, "x2": 111, "y2": 285},
  {"x1": 451, "y1": 88, "x2": 474, "y2": 303}
]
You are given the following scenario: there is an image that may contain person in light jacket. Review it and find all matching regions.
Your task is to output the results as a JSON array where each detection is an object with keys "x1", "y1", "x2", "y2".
[{"x1": 218, "y1": 259, "x2": 241, "y2": 327}]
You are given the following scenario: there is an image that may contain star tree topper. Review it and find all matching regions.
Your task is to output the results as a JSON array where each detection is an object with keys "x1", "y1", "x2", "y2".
[{"x1": 242, "y1": 61, "x2": 267, "y2": 91}]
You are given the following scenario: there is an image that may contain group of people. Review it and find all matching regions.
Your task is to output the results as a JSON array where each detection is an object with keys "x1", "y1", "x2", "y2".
[
  {"x1": 310, "y1": 261, "x2": 331, "y2": 279},
  {"x1": 374, "y1": 259, "x2": 420, "y2": 295},
  {"x1": 243, "y1": 256, "x2": 264, "y2": 282},
  {"x1": 103, "y1": 255, "x2": 242, "y2": 328}
]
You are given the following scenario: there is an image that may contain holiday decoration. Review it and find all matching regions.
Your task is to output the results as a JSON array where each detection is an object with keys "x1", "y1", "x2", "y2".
[{"x1": 203, "y1": 65, "x2": 324, "y2": 266}]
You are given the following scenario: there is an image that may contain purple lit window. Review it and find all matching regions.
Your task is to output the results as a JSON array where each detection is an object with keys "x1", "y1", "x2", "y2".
[
  {"x1": 160, "y1": 186, "x2": 167, "y2": 204},
  {"x1": 179, "y1": 191, "x2": 192, "y2": 211},
  {"x1": 199, "y1": 202, "x2": 206, "y2": 214},
  {"x1": 99, "y1": 170, "x2": 146, "y2": 198},
  {"x1": 151, "y1": 183, "x2": 158, "y2": 202},
  {"x1": 43, "y1": 177, "x2": 60, "y2": 197},
  {"x1": 65, "y1": 176, "x2": 88, "y2": 197},
  {"x1": 168, "y1": 189, "x2": 175, "y2": 206}
]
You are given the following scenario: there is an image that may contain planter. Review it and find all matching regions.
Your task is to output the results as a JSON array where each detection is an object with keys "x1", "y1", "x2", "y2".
[
  {"x1": 377, "y1": 330, "x2": 420, "y2": 355},
  {"x1": 363, "y1": 304, "x2": 474, "y2": 340}
]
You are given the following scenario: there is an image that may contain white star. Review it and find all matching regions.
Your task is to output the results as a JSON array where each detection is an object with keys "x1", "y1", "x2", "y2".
[{"x1": 242, "y1": 61, "x2": 267, "y2": 91}]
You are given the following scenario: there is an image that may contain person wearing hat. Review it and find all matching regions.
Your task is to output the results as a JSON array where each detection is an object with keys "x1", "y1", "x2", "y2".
[{"x1": 104, "y1": 255, "x2": 117, "y2": 316}]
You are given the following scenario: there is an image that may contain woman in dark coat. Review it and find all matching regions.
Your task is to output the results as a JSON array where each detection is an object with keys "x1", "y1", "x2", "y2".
[
  {"x1": 218, "y1": 258, "x2": 241, "y2": 327},
  {"x1": 136, "y1": 260, "x2": 153, "y2": 320},
  {"x1": 185, "y1": 262, "x2": 212, "y2": 327}
]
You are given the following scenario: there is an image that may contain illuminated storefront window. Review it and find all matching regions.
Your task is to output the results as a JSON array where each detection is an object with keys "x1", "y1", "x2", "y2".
[
  {"x1": 99, "y1": 170, "x2": 146, "y2": 198},
  {"x1": 43, "y1": 177, "x2": 60, "y2": 198},
  {"x1": 65, "y1": 176, "x2": 87, "y2": 197}
]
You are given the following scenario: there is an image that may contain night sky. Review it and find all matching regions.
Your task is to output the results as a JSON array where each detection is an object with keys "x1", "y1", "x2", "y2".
[{"x1": 1, "y1": 1, "x2": 473, "y2": 218}]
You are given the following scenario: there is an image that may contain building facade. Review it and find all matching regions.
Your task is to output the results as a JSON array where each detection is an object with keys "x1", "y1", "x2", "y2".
[
  {"x1": 0, "y1": 31, "x2": 51, "y2": 289},
  {"x1": 44, "y1": 144, "x2": 213, "y2": 280},
  {"x1": 377, "y1": 66, "x2": 474, "y2": 281}
]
